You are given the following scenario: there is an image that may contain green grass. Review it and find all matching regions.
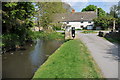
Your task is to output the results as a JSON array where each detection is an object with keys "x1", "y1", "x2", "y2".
[
  {"x1": 33, "y1": 39, "x2": 103, "y2": 78},
  {"x1": 104, "y1": 37, "x2": 120, "y2": 44},
  {"x1": 31, "y1": 31, "x2": 64, "y2": 40},
  {"x1": 75, "y1": 29, "x2": 82, "y2": 30},
  {"x1": 81, "y1": 30, "x2": 98, "y2": 34}
]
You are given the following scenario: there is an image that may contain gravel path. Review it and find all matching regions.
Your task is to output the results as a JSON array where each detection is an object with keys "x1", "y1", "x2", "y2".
[{"x1": 76, "y1": 31, "x2": 119, "y2": 78}]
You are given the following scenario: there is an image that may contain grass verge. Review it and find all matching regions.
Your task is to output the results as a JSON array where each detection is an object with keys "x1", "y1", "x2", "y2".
[
  {"x1": 81, "y1": 30, "x2": 98, "y2": 34},
  {"x1": 31, "y1": 31, "x2": 64, "y2": 40},
  {"x1": 33, "y1": 39, "x2": 103, "y2": 78},
  {"x1": 104, "y1": 37, "x2": 120, "y2": 44}
]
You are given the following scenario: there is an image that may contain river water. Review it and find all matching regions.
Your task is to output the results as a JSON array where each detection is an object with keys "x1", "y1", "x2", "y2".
[{"x1": 2, "y1": 39, "x2": 63, "y2": 79}]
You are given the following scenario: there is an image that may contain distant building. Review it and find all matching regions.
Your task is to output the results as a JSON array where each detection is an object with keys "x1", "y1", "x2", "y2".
[{"x1": 53, "y1": 11, "x2": 97, "y2": 30}]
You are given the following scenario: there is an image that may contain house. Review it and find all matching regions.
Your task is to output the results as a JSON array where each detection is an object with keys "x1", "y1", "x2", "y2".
[{"x1": 53, "y1": 10, "x2": 97, "y2": 30}]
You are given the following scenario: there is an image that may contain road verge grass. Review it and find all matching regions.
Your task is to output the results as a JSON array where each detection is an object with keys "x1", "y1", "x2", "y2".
[
  {"x1": 104, "y1": 37, "x2": 120, "y2": 44},
  {"x1": 33, "y1": 39, "x2": 103, "y2": 78},
  {"x1": 81, "y1": 30, "x2": 98, "y2": 34}
]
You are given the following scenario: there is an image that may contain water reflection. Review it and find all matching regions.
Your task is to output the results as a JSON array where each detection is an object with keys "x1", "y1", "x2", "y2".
[
  {"x1": 30, "y1": 40, "x2": 45, "y2": 72},
  {"x1": 2, "y1": 39, "x2": 63, "y2": 78}
]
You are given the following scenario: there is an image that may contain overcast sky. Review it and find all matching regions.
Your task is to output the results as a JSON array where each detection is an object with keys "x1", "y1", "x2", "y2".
[{"x1": 62, "y1": 0, "x2": 120, "y2": 13}]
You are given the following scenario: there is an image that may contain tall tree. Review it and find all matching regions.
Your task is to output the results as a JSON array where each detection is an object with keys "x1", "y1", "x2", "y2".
[
  {"x1": 110, "y1": 5, "x2": 119, "y2": 18},
  {"x1": 2, "y1": 2, "x2": 35, "y2": 48},
  {"x1": 82, "y1": 5, "x2": 106, "y2": 17},
  {"x1": 93, "y1": 16, "x2": 115, "y2": 30},
  {"x1": 62, "y1": 2, "x2": 73, "y2": 12},
  {"x1": 97, "y1": 8, "x2": 106, "y2": 17},
  {"x1": 82, "y1": 5, "x2": 97, "y2": 12},
  {"x1": 2, "y1": 2, "x2": 35, "y2": 33},
  {"x1": 35, "y1": 2, "x2": 69, "y2": 30},
  {"x1": 109, "y1": 4, "x2": 120, "y2": 29}
]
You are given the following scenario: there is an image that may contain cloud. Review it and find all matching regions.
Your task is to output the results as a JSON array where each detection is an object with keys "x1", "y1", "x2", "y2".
[
  {"x1": 62, "y1": 0, "x2": 119, "y2": 9},
  {"x1": 62, "y1": 0, "x2": 88, "y2": 3},
  {"x1": 62, "y1": 0, "x2": 119, "y2": 2},
  {"x1": 62, "y1": 0, "x2": 88, "y2": 7},
  {"x1": 89, "y1": 0, "x2": 119, "y2": 2}
]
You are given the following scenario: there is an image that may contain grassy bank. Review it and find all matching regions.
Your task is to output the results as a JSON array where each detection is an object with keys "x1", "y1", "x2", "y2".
[
  {"x1": 33, "y1": 39, "x2": 103, "y2": 78},
  {"x1": 104, "y1": 37, "x2": 120, "y2": 44},
  {"x1": 31, "y1": 31, "x2": 64, "y2": 40},
  {"x1": 104, "y1": 32, "x2": 120, "y2": 44},
  {"x1": 81, "y1": 30, "x2": 98, "y2": 34}
]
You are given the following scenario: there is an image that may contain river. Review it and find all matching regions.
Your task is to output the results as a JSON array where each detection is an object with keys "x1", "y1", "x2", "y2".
[{"x1": 2, "y1": 39, "x2": 63, "y2": 79}]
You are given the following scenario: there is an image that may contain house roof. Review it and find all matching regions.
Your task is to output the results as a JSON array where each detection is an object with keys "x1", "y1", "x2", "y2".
[{"x1": 53, "y1": 11, "x2": 97, "y2": 22}]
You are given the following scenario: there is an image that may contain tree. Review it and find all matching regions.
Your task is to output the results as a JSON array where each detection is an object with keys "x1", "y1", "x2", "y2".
[
  {"x1": 62, "y1": 2, "x2": 73, "y2": 12},
  {"x1": 82, "y1": 5, "x2": 97, "y2": 12},
  {"x1": 97, "y1": 8, "x2": 106, "y2": 17},
  {"x1": 93, "y1": 16, "x2": 115, "y2": 30},
  {"x1": 110, "y1": 5, "x2": 118, "y2": 18},
  {"x1": 82, "y1": 5, "x2": 106, "y2": 17},
  {"x1": 35, "y1": 2, "x2": 69, "y2": 30},
  {"x1": 2, "y1": 2, "x2": 35, "y2": 49},
  {"x1": 109, "y1": 4, "x2": 120, "y2": 29},
  {"x1": 2, "y1": 2, "x2": 35, "y2": 33}
]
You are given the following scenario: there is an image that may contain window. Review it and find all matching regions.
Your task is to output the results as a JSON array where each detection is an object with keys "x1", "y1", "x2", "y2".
[
  {"x1": 88, "y1": 21, "x2": 91, "y2": 23},
  {"x1": 67, "y1": 22, "x2": 69, "y2": 24},
  {"x1": 81, "y1": 21, "x2": 83, "y2": 23}
]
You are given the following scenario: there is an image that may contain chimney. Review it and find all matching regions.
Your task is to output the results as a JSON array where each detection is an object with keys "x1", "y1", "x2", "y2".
[{"x1": 72, "y1": 9, "x2": 75, "y2": 13}]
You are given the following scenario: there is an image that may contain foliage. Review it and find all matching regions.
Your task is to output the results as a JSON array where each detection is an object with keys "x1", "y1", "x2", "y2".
[
  {"x1": 50, "y1": 23, "x2": 63, "y2": 30},
  {"x1": 2, "y1": 34, "x2": 21, "y2": 49},
  {"x1": 82, "y1": 5, "x2": 106, "y2": 17},
  {"x1": 97, "y1": 8, "x2": 106, "y2": 17},
  {"x1": 108, "y1": 4, "x2": 120, "y2": 29},
  {"x1": 2, "y1": 2, "x2": 35, "y2": 49},
  {"x1": 81, "y1": 30, "x2": 97, "y2": 34},
  {"x1": 62, "y1": 2, "x2": 73, "y2": 12},
  {"x1": 109, "y1": 5, "x2": 119, "y2": 18},
  {"x1": 116, "y1": 18, "x2": 120, "y2": 28},
  {"x1": 82, "y1": 5, "x2": 97, "y2": 12},
  {"x1": 33, "y1": 40, "x2": 103, "y2": 78},
  {"x1": 93, "y1": 16, "x2": 115, "y2": 29},
  {"x1": 104, "y1": 37, "x2": 120, "y2": 44},
  {"x1": 35, "y1": 2, "x2": 69, "y2": 30},
  {"x1": 31, "y1": 31, "x2": 64, "y2": 40}
]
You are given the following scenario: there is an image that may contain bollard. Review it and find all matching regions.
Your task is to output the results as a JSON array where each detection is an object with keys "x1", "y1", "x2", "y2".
[{"x1": 71, "y1": 27, "x2": 75, "y2": 39}]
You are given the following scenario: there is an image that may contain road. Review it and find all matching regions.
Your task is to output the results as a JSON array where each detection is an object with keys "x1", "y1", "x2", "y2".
[{"x1": 76, "y1": 31, "x2": 119, "y2": 78}]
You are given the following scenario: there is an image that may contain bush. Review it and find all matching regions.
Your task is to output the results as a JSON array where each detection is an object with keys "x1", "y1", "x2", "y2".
[
  {"x1": 31, "y1": 31, "x2": 64, "y2": 40},
  {"x1": 50, "y1": 23, "x2": 62, "y2": 30},
  {"x1": 2, "y1": 34, "x2": 20, "y2": 49}
]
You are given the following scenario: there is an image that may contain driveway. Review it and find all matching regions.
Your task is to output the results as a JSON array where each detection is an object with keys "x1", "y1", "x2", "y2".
[{"x1": 76, "y1": 31, "x2": 119, "y2": 78}]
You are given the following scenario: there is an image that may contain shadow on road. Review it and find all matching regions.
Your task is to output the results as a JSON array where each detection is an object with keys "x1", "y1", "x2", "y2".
[{"x1": 105, "y1": 43, "x2": 120, "y2": 62}]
